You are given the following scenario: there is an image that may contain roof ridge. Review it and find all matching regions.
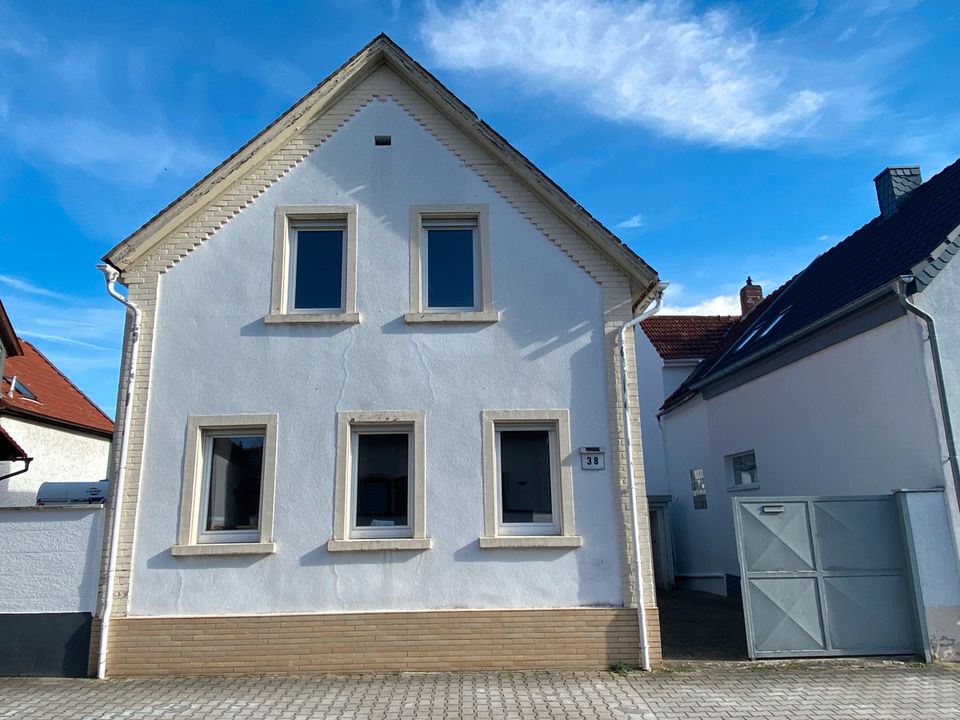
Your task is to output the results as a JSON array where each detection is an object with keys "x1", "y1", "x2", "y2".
[{"x1": 18, "y1": 339, "x2": 115, "y2": 425}]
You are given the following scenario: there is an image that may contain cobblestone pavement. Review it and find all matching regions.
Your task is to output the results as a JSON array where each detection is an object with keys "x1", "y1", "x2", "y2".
[{"x1": 0, "y1": 663, "x2": 957, "y2": 720}]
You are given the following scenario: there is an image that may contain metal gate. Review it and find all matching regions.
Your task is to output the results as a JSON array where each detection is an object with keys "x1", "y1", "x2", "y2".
[{"x1": 733, "y1": 495, "x2": 918, "y2": 659}]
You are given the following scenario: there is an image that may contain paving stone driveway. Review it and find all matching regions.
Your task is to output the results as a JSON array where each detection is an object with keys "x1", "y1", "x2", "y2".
[{"x1": 1, "y1": 663, "x2": 957, "y2": 720}]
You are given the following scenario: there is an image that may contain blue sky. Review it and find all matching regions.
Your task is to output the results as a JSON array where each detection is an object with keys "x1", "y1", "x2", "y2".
[{"x1": 1, "y1": 0, "x2": 958, "y2": 416}]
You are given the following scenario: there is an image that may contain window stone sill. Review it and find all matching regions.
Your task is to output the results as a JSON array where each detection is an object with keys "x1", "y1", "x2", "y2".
[
  {"x1": 264, "y1": 312, "x2": 360, "y2": 324},
  {"x1": 479, "y1": 535, "x2": 582, "y2": 549},
  {"x1": 326, "y1": 537, "x2": 432, "y2": 552},
  {"x1": 171, "y1": 542, "x2": 277, "y2": 557},
  {"x1": 726, "y1": 484, "x2": 761, "y2": 492},
  {"x1": 403, "y1": 311, "x2": 500, "y2": 324}
]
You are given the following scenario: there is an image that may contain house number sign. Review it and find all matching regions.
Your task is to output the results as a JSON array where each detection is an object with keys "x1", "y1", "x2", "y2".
[{"x1": 579, "y1": 447, "x2": 605, "y2": 470}]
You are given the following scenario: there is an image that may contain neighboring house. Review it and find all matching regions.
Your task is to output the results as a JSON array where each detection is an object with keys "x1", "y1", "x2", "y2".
[
  {"x1": 94, "y1": 35, "x2": 664, "y2": 676},
  {"x1": 636, "y1": 311, "x2": 740, "y2": 590},
  {"x1": 0, "y1": 309, "x2": 114, "y2": 507},
  {"x1": 642, "y1": 161, "x2": 960, "y2": 658}
]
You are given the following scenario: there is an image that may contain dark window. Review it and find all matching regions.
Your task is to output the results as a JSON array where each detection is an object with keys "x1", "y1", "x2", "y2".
[
  {"x1": 425, "y1": 220, "x2": 476, "y2": 308},
  {"x1": 205, "y1": 435, "x2": 264, "y2": 532},
  {"x1": 499, "y1": 429, "x2": 553, "y2": 524},
  {"x1": 292, "y1": 225, "x2": 344, "y2": 310},
  {"x1": 355, "y1": 433, "x2": 409, "y2": 528}
]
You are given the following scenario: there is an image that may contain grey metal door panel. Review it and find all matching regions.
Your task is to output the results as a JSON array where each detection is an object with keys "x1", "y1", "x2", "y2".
[
  {"x1": 739, "y1": 502, "x2": 815, "y2": 573},
  {"x1": 814, "y1": 499, "x2": 903, "y2": 571},
  {"x1": 735, "y1": 495, "x2": 918, "y2": 659},
  {"x1": 747, "y1": 577, "x2": 825, "y2": 654},
  {"x1": 823, "y1": 575, "x2": 915, "y2": 652}
]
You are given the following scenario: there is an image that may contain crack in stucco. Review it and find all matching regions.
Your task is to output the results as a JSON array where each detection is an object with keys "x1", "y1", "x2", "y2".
[{"x1": 409, "y1": 337, "x2": 437, "y2": 407}]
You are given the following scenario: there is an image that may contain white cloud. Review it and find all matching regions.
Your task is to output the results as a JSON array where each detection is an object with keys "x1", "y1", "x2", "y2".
[
  {"x1": 18, "y1": 331, "x2": 111, "y2": 351},
  {"x1": 0, "y1": 5, "x2": 216, "y2": 187},
  {"x1": 0, "y1": 274, "x2": 67, "y2": 299},
  {"x1": 421, "y1": 0, "x2": 828, "y2": 147},
  {"x1": 9, "y1": 116, "x2": 216, "y2": 185},
  {"x1": 616, "y1": 213, "x2": 646, "y2": 230},
  {"x1": 661, "y1": 294, "x2": 741, "y2": 316}
]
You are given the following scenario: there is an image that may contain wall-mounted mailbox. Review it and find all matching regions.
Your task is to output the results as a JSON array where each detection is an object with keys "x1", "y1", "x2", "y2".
[{"x1": 579, "y1": 447, "x2": 605, "y2": 470}]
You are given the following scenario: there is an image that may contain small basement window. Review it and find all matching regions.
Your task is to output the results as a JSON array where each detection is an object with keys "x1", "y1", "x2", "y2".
[
  {"x1": 690, "y1": 468, "x2": 707, "y2": 509},
  {"x1": 726, "y1": 450, "x2": 759, "y2": 490}
]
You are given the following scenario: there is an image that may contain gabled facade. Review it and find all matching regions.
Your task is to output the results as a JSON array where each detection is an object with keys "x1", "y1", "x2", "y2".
[
  {"x1": 647, "y1": 161, "x2": 960, "y2": 657},
  {"x1": 0, "y1": 330, "x2": 113, "y2": 507},
  {"x1": 96, "y1": 36, "x2": 663, "y2": 675}
]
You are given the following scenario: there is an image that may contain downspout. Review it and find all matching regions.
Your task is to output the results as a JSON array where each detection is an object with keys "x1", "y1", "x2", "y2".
[
  {"x1": 618, "y1": 285, "x2": 665, "y2": 671},
  {"x1": 896, "y1": 276, "x2": 960, "y2": 508},
  {"x1": 96, "y1": 264, "x2": 141, "y2": 680}
]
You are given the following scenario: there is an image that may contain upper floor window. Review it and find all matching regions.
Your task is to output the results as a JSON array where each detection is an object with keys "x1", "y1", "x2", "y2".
[
  {"x1": 289, "y1": 219, "x2": 346, "y2": 311},
  {"x1": 423, "y1": 216, "x2": 478, "y2": 309},
  {"x1": 266, "y1": 205, "x2": 359, "y2": 324},
  {"x1": 406, "y1": 205, "x2": 498, "y2": 323}
]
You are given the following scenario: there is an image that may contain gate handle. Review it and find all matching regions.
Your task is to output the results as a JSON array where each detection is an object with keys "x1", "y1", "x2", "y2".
[{"x1": 761, "y1": 505, "x2": 785, "y2": 514}]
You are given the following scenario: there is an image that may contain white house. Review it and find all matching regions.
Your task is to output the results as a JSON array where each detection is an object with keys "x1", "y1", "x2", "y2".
[
  {"x1": 640, "y1": 162, "x2": 960, "y2": 660},
  {"x1": 0, "y1": 304, "x2": 113, "y2": 507},
  {"x1": 94, "y1": 35, "x2": 665, "y2": 676}
]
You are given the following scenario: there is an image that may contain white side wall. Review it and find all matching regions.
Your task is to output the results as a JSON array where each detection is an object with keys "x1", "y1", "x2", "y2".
[
  {"x1": 0, "y1": 506, "x2": 104, "y2": 613},
  {"x1": 915, "y1": 255, "x2": 960, "y2": 570},
  {"x1": 130, "y1": 98, "x2": 622, "y2": 616},
  {"x1": 662, "y1": 315, "x2": 947, "y2": 587},
  {"x1": 635, "y1": 333, "x2": 669, "y2": 497},
  {"x1": 0, "y1": 417, "x2": 111, "y2": 507},
  {"x1": 635, "y1": 333, "x2": 699, "y2": 497}
]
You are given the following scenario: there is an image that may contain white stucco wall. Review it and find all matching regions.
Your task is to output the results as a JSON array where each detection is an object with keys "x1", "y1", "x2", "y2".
[
  {"x1": 130, "y1": 98, "x2": 624, "y2": 616},
  {"x1": 635, "y1": 333, "x2": 669, "y2": 497},
  {"x1": 915, "y1": 255, "x2": 960, "y2": 568},
  {"x1": 635, "y1": 333, "x2": 700, "y2": 498},
  {"x1": 662, "y1": 315, "x2": 947, "y2": 587},
  {"x1": 0, "y1": 506, "x2": 104, "y2": 613},
  {"x1": 0, "y1": 416, "x2": 111, "y2": 507}
]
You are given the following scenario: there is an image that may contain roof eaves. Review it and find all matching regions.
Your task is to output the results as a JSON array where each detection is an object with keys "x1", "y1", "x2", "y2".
[
  {"x1": 4, "y1": 340, "x2": 115, "y2": 435},
  {"x1": 0, "y1": 404, "x2": 115, "y2": 439},
  {"x1": 0, "y1": 425, "x2": 29, "y2": 462},
  {"x1": 911, "y1": 224, "x2": 960, "y2": 290},
  {"x1": 0, "y1": 300, "x2": 22, "y2": 357}
]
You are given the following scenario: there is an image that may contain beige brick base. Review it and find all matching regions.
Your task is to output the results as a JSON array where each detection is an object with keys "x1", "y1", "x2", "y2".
[{"x1": 103, "y1": 607, "x2": 660, "y2": 676}]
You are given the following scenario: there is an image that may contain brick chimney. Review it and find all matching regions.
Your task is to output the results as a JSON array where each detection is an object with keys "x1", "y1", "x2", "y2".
[
  {"x1": 739, "y1": 277, "x2": 763, "y2": 316},
  {"x1": 874, "y1": 166, "x2": 921, "y2": 218}
]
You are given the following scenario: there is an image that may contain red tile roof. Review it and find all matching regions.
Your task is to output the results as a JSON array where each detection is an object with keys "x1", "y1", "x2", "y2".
[
  {"x1": 640, "y1": 315, "x2": 740, "y2": 360},
  {"x1": 0, "y1": 340, "x2": 114, "y2": 437}
]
